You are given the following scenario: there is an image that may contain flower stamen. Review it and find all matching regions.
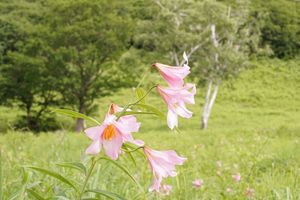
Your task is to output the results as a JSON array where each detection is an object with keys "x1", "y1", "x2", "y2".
[{"x1": 102, "y1": 125, "x2": 117, "y2": 140}]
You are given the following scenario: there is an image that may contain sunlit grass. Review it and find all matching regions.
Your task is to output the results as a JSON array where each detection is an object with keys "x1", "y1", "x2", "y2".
[{"x1": 1, "y1": 60, "x2": 300, "y2": 199}]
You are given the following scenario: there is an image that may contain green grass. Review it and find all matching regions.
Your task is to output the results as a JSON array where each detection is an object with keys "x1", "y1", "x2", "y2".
[{"x1": 0, "y1": 59, "x2": 300, "y2": 199}]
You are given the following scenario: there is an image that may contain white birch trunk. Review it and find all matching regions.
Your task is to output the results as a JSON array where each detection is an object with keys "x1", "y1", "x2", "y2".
[
  {"x1": 201, "y1": 24, "x2": 221, "y2": 129},
  {"x1": 201, "y1": 80, "x2": 220, "y2": 129},
  {"x1": 202, "y1": 79, "x2": 212, "y2": 129}
]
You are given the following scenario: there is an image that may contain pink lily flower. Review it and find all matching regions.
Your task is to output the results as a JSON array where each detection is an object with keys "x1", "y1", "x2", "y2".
[
  {"x1": 84, "y1": 104, "x2": 143, "y2": 160},
  {"x1": 143, "y1": 146, "x2": 186, "y2": 192},
  {"x1": 161, "y1": 184, "x2": 172, "y2": 195},
  {"x1": 192, "y1": 179, "x2": 203, "y2": 189},
  {"x1": 152, "y1": 63, "x2": 190, "y2": 88},
  {"x1": 108, "y1": 103, "x2": 140, "y2": 133},
  {"x1": 157, "y1": 84, "x2": 196, "y2": 129},
  {"x1": 232, "y1": 173, "x2": 241, "y2": 182}
]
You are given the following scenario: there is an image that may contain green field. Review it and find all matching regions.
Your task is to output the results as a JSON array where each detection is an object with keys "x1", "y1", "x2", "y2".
[{"x1": 1, "y1": 59, "x2": 300, "y2": 199}]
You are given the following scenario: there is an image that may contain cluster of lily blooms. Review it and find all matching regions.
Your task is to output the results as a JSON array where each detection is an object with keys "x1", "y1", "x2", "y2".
[{"x1": 84, "y1": 56, "x2": 196, "y2": 193}]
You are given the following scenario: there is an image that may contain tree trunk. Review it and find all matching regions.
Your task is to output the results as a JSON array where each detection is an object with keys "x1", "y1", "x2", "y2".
[
  {"x1": 201, "y1": 79, "x2": 220, "y2": 129},
  {"x1": 75, "y1": 103, "x2": 86, "y2": 132}
]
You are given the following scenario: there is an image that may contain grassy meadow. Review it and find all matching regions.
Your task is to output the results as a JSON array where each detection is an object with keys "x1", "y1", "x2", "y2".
[{"x1": 1, "y1": 59, "x2": 300, "y2": 199}]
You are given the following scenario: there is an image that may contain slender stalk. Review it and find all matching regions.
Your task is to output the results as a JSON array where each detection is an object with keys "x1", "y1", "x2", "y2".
[
  {"x1": 136, "y1": 66, "x2": 151, "y2": 89},
  {"x1": 116, "y1": 85, "x2": 157, "y2": 120},
  {"x1": 122, "y1": 146, "x2": 144, "y2": 153},
  {"x1": 79, "y1": 157, "x2": 97, "y2": 199}
]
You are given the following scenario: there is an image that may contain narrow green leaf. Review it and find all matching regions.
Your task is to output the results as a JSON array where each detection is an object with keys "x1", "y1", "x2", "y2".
[
  {"x1": 8, "y1": 193, "x2": 18, "y2": 200},
  {"x1": 56, "y1": 162, "x2": 86, "y2": 174},
  {"x1": 21, "y1": 167, "x2": 29, "y2": 185},
  {"x1": 97, "y1": 157, "x2": 143, "y2": 192},
  {"x1": 135, "y1": 103, "x2": 165, "y2": 119},
  {"x1": 123, "y1": 143, "x2": 144, "y2": 158},
  {"x1": 122, "y1": 145, "x2": 137, "y2": 167},
  {"x1": 135, "y1": 88, "x2": 146, "y2": 104},
  {"x1": 132, "y1": 192, "x2": 144, "y2": 200},
  {"x1": 25, "y1": 166, "x2": 78, "y2": 191},
  {"x1": 91, "y1": 165, "x2": 101, "y2": 191},
  {"x1": 122, "y1": 111, "x2": 156, "y2": 116},
  {"x1": 53, "y1": 196, "x2": 69, "y2": 200},
  {"x1": 85, "y1": 189, "x2": 126, "y2": 200},
  {"x1": 52, "y1": 109, "x2": 100, "y2": 125},
  {"x1": 26, "y1": 189, "x2": 45, "y2": 200}
]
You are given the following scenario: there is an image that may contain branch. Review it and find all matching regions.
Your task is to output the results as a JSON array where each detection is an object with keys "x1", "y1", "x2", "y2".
[
  {"x1": 172, "y1": 50, "x2": 180, "y2": 66},
  {"x1": 211, "y1": 24, "x2": 219, "y2": 48}
]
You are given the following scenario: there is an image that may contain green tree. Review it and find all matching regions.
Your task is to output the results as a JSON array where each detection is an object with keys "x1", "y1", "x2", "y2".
[
  {"x1": 45, "y1": 0, "x2": 137, "y2": 131},
  {"x1": 133, "y1": 0, "x2": 255, "y2": 129},
  {"x1": 0, "y1": 1, "x2": 61, "y2": 131},
  {"x1": 257, "y1": 0, "x2": 300, "y2": 58}
]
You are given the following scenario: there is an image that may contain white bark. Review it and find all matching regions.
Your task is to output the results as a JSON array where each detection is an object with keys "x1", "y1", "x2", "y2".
[
  {"x1": 172, "y1": 50, "x2": 180, "y2": 66},
  {"x1": 201, "y1": 80, "x2": 220, "y2": 129},
  {"x1": 201, "y1": 80, "x2": 212, "y2": 129},
  {"x1": 201, "y1": 25, "x2": 221, "y2": 129},
  {"x1": 211, "y1": 24, "x2": 219, "y2": 48}
]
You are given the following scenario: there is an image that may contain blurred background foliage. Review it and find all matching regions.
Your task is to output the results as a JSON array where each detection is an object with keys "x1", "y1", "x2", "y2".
[{"x1": 0, "y1": 0, "x2": 299, "y2": 132}]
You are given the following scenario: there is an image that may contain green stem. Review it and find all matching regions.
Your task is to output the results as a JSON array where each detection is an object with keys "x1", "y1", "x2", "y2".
[
  {"x1": 116, "y1": 85, "x2": 157, "y2": 120},
  {"x1": 79, "y1": 157, "x2": 97, "y2": 199},
  {"x1": 136, "y1": 66, "x2": 151, "y2": 89},
  {"x1": 122, "y1": 146, "x2": 144, "y2": 153}
]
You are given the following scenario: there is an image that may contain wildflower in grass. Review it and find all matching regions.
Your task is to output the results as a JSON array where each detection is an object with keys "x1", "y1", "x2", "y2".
[
  {"x1": 246, "y1": 187, "x2": 254, "y2": 198},
  {"x1": 143, "y1": 146, "x2": 186, "y2": 192},
  {"x1": 161, "y1": 184, "x2": 172, "y2": 195},
  {"x1": 217, "y1": 161, "x2": 222, "y2": 168},
  {"x1": 84, "y1": 105, "x2": 143, "y2": 160},
  {"x1": 226, "y1": 188, "x2": 232, "y2": 193},
  {"x1": 156, "y1": 84, "x2": 196, "y2": 129},
  {"x1": 152, "y1": 63, "x2": 190, "y2": 88},
  {"x1": 217, "y1": 170, "x2": 222, "y2": 176},
  {"x1": 192, "y1": 179, "x2": 203, "y2": 189},
  {"x1": 108, "y1": 103, "x2": 141, "y2": 133},
  {"x1": 232, "y1": 173, "x2": 241, "y2": 182}
]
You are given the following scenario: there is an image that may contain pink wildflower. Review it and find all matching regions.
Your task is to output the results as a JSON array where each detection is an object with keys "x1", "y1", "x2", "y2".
[
  {"x1": 152, "y1": 63, "x2": 190, "y2": 88},
  {"x1": 84, "y1": 104, "x2": 143, "y2": 160},
  {"x1": 192, "y1": 179, "x2": 203, "y2": 189},
  {"x1": 232, "y1": 173, "x2": 241, "y2": 182},
  {"x1": 156, "y1": 84, "x2": 196, "y2": 129},
  {"x1": 143, "y1": 146, "x2": 186, "y2": 192}
]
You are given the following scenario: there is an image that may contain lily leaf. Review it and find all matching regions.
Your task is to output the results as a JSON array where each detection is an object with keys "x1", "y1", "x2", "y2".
[
  {"x1": 85, "y1": 190, "x2": 125, "y2": 200},
  {"x1": 25, "y1": 166, "x2": 78, "y2": 191},
  {"x1": 135, "y1": 103, "x2": 165, "y2": 119},
  {"x1": 135, "y1": 88, "x2": 146, "y2": 104},
  {"x1": 85, "y1": 189, "x2": 126, "y2": 200},
  {"x1": 97, "y1": 157, "x2": 143, "y2": 192},
  {"x1": 26, "y1": 189, "x2": 45, "y2": 200},
  {"x1": 56, "y1": 162, "x2": 86, "y2": 174},
  {"x1": 52, "y1": 109, "x2": 100, "y2": 125}
]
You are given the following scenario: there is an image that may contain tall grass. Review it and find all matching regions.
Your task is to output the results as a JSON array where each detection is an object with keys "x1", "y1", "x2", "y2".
[{"x1": 0, "y1": 59, "x2": 300, "y2": 199}]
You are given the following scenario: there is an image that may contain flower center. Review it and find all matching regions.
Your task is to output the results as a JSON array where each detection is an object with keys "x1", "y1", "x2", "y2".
[{"x1": 102, "y1": 124, "x2": 117, "y2": 140}]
